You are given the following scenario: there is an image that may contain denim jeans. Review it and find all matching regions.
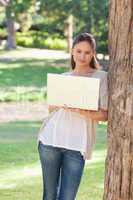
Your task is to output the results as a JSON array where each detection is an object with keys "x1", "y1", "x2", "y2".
[{"x1": 38, "y1": 141, "x2": 85, "y2": 200}]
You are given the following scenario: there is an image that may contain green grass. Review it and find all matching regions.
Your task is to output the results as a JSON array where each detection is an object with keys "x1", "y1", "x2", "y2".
[
  {"x1": 0, "y1": 59, "x2": 68, "y2": 101},
  {"x1": 0, "y1": 121, "x2": 107, "y2": 200}
]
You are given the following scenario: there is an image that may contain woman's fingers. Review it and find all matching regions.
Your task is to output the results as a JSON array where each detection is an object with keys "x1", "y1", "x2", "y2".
[
  {"x1": 62, "y1": 104, "x2": 68, "y2": 109},
  {"x1": 61, "y1": 105, "x2": 89, "y2": 117}
]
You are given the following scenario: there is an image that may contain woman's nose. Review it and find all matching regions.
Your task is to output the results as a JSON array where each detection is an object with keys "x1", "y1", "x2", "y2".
[{"x1": 80, "y1": 53, "x2": 85, "y2": 60}]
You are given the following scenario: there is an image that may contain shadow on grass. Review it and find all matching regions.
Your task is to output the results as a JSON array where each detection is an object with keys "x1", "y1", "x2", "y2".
[
  {"x1": 0, "y1": 121, "x2": 41, "y2": 169},
  {"x1": 0, "y1": 175, "x2": 42, "y2": 200},
  {"x1": 0, "y1": 59, "x2": 69, "y2": 87}
]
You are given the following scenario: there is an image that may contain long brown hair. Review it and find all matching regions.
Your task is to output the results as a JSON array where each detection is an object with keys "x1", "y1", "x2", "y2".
[{"x1": 71, "y1": 33, "x2": 100, "y2": 70}]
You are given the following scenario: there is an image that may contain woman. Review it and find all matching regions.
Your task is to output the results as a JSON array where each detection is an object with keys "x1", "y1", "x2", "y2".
[{"x1": 38, "y1": 32, "x2": 108, "y2": 200}]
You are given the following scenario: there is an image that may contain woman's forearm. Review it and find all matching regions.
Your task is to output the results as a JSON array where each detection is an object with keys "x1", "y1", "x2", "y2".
[
  {"x1": 86, "y1": 109, "x2": 108, "y2": 122},
  {"x1": 64, "y1": 107, "x2": 108, "y2": 122}
]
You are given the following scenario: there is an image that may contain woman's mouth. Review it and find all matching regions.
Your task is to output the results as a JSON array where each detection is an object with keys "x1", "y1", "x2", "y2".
[{"x1": 79, "y1": 60, "x2": 86, "y2": 63}]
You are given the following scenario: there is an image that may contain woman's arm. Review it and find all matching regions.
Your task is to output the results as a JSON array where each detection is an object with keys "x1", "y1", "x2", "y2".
[
  {"x1": 64, "y1": 107, "x2": 108, "y2": 122},
  {"x1": 86, "y1": 109, "x2": 108, "y2": 122},
  {"x1": 49, "y1": 105, "x2": 108, "y2": 122}
]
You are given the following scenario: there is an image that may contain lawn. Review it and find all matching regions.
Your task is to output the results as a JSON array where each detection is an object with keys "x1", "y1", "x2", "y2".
[
  {"x1": 0, "y1": 121, "x2": 107, "y2": 200},
  {"x1": 0, "y1": 58, "x2": 68, "y2": 101}
]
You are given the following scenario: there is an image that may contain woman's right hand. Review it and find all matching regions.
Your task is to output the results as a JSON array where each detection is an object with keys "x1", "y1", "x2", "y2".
[
  {"x1": 48, "y1": 104, "x2": 72, "y2": 113},
  {"x1": 48, "y1": 105, "x2": 63, "y2": 113}
]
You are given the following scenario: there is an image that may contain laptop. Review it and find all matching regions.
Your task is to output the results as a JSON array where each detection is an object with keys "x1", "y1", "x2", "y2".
[{"x1": 47, "y1": 73, "x2": 100, "y2": 110}]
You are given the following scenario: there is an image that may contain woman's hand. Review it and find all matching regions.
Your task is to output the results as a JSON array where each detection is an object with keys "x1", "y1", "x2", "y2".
[
  {"x1": 49, "y1": 104, "x2": 108, "y2": 122},
  {"x1": 48, "y1": 104, "x2": 71, "y2": 113},
  {"x1": 63, "y1": 106, "x2": 108, "y2": 122},
  {"x1": 48, "y1": 105, "x2": 61, "y2": 113},
  {"x1": 63, "y1": 106, "x2": 89, "y2": 119}
]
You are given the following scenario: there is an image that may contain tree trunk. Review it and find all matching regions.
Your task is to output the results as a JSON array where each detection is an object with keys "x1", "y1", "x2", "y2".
[
  {"x1": 103, "y1": 0, "x2": 133, "y2": 200},
  {"x1": 86, "y1": 0, "x2": 94, "y2": 33},
  {"x1": 5, "y1": 1, "x2": 16, "y2": 50},
  {"x1": 0, "y1": 0, "x2": 8, "y2": 6},
  {"x1": 65, "y1": 15, "x2": 73, "y2": 53}
]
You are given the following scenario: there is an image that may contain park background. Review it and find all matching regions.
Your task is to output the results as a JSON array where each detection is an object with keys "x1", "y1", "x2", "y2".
[{"x1": 0, "y1": 1, "x2": 109, "y2": 199}]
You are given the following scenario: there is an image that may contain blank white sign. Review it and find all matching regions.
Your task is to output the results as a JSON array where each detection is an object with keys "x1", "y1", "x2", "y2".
[{"x1": 47, "y1": 73, "x2": 100, "y2": 110}]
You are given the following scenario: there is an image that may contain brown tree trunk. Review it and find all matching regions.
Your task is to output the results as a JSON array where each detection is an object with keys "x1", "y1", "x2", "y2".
[
  {"x1": 65, "y1": 15, "x2": 73, "y2": 53},
  {"x1": 5, "y1": 1, "x2": 16, "y2": 50},
  {"x1": 0, "y1": 0, "x2": 9, "y2": 6},
  {"x1": 103, "y1": 0, "x2": 133, "y2": 200}
]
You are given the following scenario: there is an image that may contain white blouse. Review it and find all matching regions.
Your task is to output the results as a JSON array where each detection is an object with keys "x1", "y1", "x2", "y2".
[
  {"x1": 39, "y1": 108, "x2": 88, "y2": 152},
  {"x1": 38, "y1": 70, "x2": 108, "y2": 159}
]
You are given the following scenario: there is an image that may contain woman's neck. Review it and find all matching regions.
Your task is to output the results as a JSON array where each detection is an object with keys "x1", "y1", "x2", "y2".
[{"x1": 73, "y1": 66, "x2": 96, "y2": 75}]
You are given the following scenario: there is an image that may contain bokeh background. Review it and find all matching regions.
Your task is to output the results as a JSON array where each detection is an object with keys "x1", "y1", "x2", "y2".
[{"x1": 0, "y1": 1, "x2": 109, "y2": 199}]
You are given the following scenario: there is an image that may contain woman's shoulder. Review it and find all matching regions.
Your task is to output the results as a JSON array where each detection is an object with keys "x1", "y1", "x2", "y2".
[
  {"x1": 61, "y1": 71, "x2": 72, "y2": 75},
  {"x1": 95, "y1": 69, "x2": 108, "y2": 75},
  {"x1": 61, "y1": 70, "x2": 108, "y2": 78},
  {"x1": 93, "y1": 69, "x2": 108, "y2": 79}
]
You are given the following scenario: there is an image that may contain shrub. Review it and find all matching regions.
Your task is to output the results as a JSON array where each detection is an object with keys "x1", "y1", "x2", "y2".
[
  {"x1": 0, "y1": 28, "x2": 7, "y2": 39},
  {"x1": 16, "y1": 31, "x2": 67, "y2": 50}
]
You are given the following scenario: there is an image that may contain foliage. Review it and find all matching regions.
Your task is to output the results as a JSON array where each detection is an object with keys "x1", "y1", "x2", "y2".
[
  {"x1": 0, "y1": 7, "x2": 5, "y2": 25},
  {"x1": 16, "y1": 31, "x2": 67, "y2": 50},
  {"x1": 5, "y1": 0, "x2": 35, "y2": 31},
  {"x1": 1, "y1": 0, "x2": 109, "y2": 53},
  {"x1": 0, "y1": 28, "x2": 7, "y2": 39},
  {"x1": 38, "y1": 0, "x2": 109, "y2": 53}
]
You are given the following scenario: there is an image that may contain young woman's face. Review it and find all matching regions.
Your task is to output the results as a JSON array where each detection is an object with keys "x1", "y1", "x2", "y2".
[{"x1": 72, "y1": 41, "x2": 94, "y2": 68}]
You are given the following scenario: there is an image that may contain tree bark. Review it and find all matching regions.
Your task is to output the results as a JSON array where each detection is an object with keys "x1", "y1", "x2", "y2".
[
  {"x1": 88, "y1": 0, "x2": 94, "y2": 33},
  {"x1": 103, "y1": 0, "x2": 133, "y2": 200},
  {"x1": 5, "y1": 1, "x2": 16, "y2": 50},
  {"x1": 0, "y1": 0, "x2": 9, "y2": 6},
  {"x1": 65, "y1": 15, "x2": 73, "y2": 53}
]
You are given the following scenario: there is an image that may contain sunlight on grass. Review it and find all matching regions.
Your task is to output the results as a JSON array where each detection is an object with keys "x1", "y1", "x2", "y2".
[
  {"x1": 0, "y1": 163, "x2": 41, "y2": 189},
  {"x1": 0, "y1": 59, "x2": 68, "y2": 101},
  {"x1": 0, "y1": 48, "x2": 70, "y2": 60},
  {"x1": 86, "y1": 149, "x2": 106, "y2": 166},
  {"x1": 0, "y1": 122, "x2": 107, "y2": 200}
]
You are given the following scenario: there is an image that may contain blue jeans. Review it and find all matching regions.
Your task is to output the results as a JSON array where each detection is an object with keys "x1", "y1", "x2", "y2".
[{"x1": 38, "y1": 141, "x2": 85, "y2": 200}]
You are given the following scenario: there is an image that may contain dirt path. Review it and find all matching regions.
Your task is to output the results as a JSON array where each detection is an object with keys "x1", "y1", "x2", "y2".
[
  {"x1": 0, "y1": 48, "x2": 70, "y2": 61},
  {"x1": 0, "y1": 102, "x2": 49, "y2": 123}
]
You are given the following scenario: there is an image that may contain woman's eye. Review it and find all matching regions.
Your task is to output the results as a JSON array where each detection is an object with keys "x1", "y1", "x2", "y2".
[
  {"x1": 85, "y1": 52, "x2": 90, "y2": 55},
  {"x1": 77, "y1": 50, "x2": 81, "y2": 53}
]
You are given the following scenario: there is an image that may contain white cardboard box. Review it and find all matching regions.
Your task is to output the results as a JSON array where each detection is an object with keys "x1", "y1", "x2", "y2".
[{"x1": 47, "y1": 73, "x2": 100, "y2": 110}]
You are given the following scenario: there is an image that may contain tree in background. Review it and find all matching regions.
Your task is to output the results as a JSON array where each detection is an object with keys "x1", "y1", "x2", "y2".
[
  {"x1": 0, "y1": 0, "x2": 35, "y2": 49},
  {"x1": 78, "y1": 0, "x2": 108, "y2": 52},
  {"x1": 38, "y1": 0, "x2": 109, "y2": 53},
  {"x1": 0, "y1": 0, "x2": 109, "y2": 53},
  {"x1": 65, "y1": 15, "x2": 73, "y2": 52},
  {"x1": 104, "y1": 0, "x2": 133, "y2": 199},
  {"x1": 5, "y1": 0, "x2": 16, "y2": 49},
  {"x1": 0, "y1": 0, "x2": 9, "y2": 6},
  {"x1": 0, "y1": 0, "x2": 16, "y2": 49}
]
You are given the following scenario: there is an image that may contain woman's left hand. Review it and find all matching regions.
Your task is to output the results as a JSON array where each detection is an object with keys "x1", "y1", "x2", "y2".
[
  {"x1": 62, "y1": 105, "x2": 108, "y2": 122},
  {"x1": 63, "y1": 105, "x2": 90, "y2": 119}
]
